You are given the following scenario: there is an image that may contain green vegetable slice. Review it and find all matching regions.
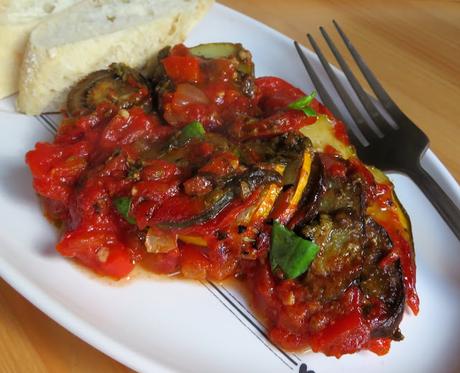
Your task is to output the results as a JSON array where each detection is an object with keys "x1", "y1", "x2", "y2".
[
  {"x1": 270, "y1": 221, "x2": 319, "y2": 279},
  {"x1": 178, "y1": 121, "x2": 206, "y2": 144},
  {"x1": 189, "y1": 43, "x2": 254, "y2": 76},
  {"x1": 189, "y1": 43, "x2": 239, "y2": 59},
  {"x1": 114, "y1": 196, "x2": 136, "y2": 224},
  {"x1": 288, "y1": 91, "x2": 317, "y2": 117}
]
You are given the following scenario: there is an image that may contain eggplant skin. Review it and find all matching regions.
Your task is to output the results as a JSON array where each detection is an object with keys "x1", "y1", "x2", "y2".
[
  {"x1": 240, "y1": 132, "x2": 310, "y2": 167},
  {"x1": 299, "y1": 153, "x2": 405, "y2": 340},
  {"x1": 66, "y1": 63, "x2": 151, "y2": 117},
  {"x1": 158, "y1": 167, "x2": 282, "y2": 229},
  {"x1": 361, "y1": 217, "x2": 405, "y2": 339}
]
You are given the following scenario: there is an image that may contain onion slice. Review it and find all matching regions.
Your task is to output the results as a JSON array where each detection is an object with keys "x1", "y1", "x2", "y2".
[{"x1": 145, "y1": 228, "x2": 177, "y2": 253}]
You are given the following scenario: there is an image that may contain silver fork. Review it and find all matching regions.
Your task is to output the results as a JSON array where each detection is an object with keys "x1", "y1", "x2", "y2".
[{"x1": 294, "y1": 20, "x2": 460, "y2": 240}]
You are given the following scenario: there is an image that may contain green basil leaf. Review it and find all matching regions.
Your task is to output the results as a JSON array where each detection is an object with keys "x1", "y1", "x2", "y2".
[
  {"x1": 178, "y1": 121, "x2": 206, "y2": 144},
  {"x1": 288, "y1": 91, "x2": 316, "y2": 109},
  {"x1": 288, "y1": 91, "x2": 317, "y2": 117},
  {"x1": 302, "y1": 106, "x2": 317, "y2": 117},
  {"x1": 270, "y1": 221, "x2": 319, "y2": 279},
  {"x1": 114, "y1": 197, "x2": 136, "y2": 224}
]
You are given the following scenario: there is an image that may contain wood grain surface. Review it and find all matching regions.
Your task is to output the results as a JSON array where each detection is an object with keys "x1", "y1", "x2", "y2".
[{"x1": 1, "y1": 1, "x2": 459, "y2": 372}]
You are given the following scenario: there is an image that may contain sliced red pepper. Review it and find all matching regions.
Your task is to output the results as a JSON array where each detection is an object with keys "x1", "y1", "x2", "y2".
[
  {"x1": 255, "y1": 77, "x2": 306, "y2": 115},
  {"x1": 141, "y1": 160, "x2": 180, "y2": 182},
  {"x1": 100, "y1": 108, "x2": 162, "y2": 149},
  {"x1": 198, "y1": 151, "x2": 239, "y2": 176},
  {"x1": 162, "y1": 55, "x2": 201, "y2": 84},
  {"x1": 26, "y1": 141, "x2": 90, "y2": 203},
  {"x1": 57, "y1": 229, "x2": 135, "y2": 279}
]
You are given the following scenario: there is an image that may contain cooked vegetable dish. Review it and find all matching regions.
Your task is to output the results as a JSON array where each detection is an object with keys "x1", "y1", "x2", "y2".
[{"x1": 26, "y1": 43, "x2": 418, "y2": 357}]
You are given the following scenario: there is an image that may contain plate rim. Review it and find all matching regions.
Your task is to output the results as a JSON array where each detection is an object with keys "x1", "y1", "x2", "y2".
[{"x1": 1, "y1": 3, "x2": 459, "y2": 372}]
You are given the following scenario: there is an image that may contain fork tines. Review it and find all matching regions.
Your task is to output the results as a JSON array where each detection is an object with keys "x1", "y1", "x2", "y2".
[
  {"x1": 294, "y1": 21, "x2": 413, "y2": 148},
  {"x1": 294, "y1": 22, "x2": 460, "y2": 241}
]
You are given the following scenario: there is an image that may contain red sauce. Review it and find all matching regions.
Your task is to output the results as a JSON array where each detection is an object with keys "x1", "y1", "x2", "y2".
[
  {"x1": 25, "y1": 43, "x2": 417, "y2": 357},
  {"x1": 333, "y1": 120, "x2": 350, "y2": 145}
]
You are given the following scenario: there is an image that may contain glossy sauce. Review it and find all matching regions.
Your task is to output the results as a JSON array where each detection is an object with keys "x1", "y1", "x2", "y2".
[{"x1": 26, "y1": 43, "x2": 417, "y2": 357}]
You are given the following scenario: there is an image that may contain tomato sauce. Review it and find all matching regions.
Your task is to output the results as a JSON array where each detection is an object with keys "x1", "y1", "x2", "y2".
[{"x1": 25, "y1": 43, "x2": 417, "y2": 357}]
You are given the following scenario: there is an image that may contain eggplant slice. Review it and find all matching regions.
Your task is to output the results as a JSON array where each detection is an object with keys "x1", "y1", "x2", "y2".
[
  {"x1": 158, "y1": 167, "x2": 283, "y2": 229},
  {"x1": 361, "y1": 216, "x2": 405, "y2": 339},
  {"x1": 67, "y1": 63, "x2": 151, "y2": 116},
  {"x1": 299, "y1": 154, "x2": 405, "y2": 340}
]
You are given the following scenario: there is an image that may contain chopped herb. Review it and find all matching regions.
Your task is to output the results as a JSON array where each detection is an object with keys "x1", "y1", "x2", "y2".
[
  {"x1": 114, "y1": 197, "x2": 136, "y2": 224},
  {"x1": 178, "y1": 121, "x2": 206, "y2": 144},
  {"x1": 269, "y1": 221, "x2": 319, "y2": 279},
  {"x1": 127, "y1": 161, "x2": 143, "y2": 181},
  {"x1": 237, "y1": 225, "x2": 247, "y2": 234},
  {"x1": 216, "y1": 230, "x2": 228, "y2": 240},
  {"x1": 288, "y1": 91, "x2": 317, "y2": 117}
]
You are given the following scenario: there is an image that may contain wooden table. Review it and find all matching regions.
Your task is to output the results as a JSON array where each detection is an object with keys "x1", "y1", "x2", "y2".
[{"x1": 1, "y1": 1, "x2": 459, "y2": 371}]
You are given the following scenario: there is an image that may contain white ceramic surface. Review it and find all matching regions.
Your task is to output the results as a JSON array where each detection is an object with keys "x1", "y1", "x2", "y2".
[{"x1": 1, "y1": 3, "x2": 459, "y2": 373}]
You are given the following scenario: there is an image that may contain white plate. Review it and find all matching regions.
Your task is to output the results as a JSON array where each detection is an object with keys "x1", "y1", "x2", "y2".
[{"x1": 1, "y1": 3, "x2": 460, "y2": 373}]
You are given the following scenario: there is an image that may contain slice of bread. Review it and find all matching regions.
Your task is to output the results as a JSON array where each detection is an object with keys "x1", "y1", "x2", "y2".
[
  {"x1": 0, "y1": 0, "x2": 79, "y2": 99},
  {"x1": 16, "y1": 0, "x2": 214, "y2": 115}
]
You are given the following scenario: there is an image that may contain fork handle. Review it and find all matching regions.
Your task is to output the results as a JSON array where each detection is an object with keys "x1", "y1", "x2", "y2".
[{"x1": 406, "y1": 162, "x2": 460, "y2": 241}]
